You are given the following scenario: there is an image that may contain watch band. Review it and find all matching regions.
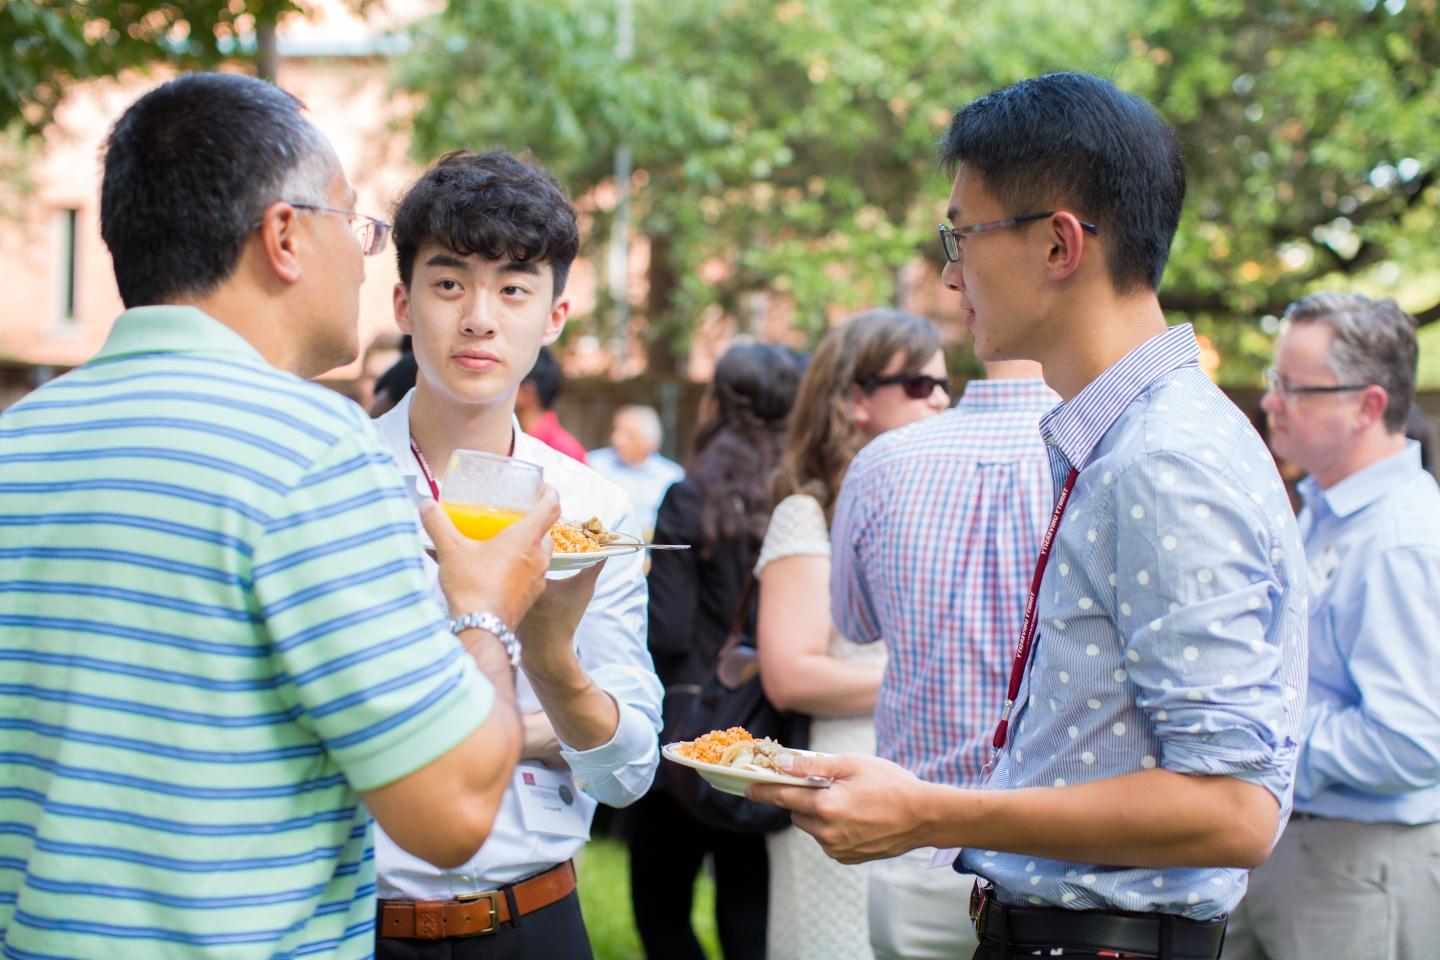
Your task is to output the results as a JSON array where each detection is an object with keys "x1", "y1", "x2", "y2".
[{"x1": 450, "y1": 610, "x2": 520, "y2": 669}]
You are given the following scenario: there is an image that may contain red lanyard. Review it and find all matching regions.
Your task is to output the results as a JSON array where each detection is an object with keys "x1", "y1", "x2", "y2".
[
  {"x1": 410, "y1": 438, "x2": 440, "y2": 501},
  {"x1": 991, "y1": 467, "x2": 1080, "y2": 753}
]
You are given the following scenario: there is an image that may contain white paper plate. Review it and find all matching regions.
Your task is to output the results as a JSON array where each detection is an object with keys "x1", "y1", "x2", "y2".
[
  {"x1": 549, "y1": 534, "x2": 643, "y2": 571},
  {"x1": 661, "y1": 742, "x2": 831, "y2": 796}
]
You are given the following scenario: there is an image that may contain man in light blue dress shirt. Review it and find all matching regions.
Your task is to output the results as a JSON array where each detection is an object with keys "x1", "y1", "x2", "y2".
[
  {"x1": 751, "y1": 73, "x2": 1307, "y2": 960},
  {"x1": 588, "y1": 405, "x2": 684, "y2": 540},
  {"x1": 1226, "y1": 293, "x2": 1440, "y2": 960}
]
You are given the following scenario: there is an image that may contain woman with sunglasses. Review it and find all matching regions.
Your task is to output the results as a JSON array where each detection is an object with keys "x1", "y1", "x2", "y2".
[{"x1": 755, "y1": 309, "x2": 949, "y2": 960}]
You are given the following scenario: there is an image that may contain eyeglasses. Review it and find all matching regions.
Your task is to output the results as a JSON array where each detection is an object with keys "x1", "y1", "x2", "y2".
[
  {"x1": 938, "y1": 213, "x2": 1099, "y2": 263},
  {"x1": 859, "y1": 373, "x2": 951, "y2": 400},
  {"x1": 1263, "y1": 368, "x2": 1369, "y2": 401},
  {"x1": 255, "y1": 200, "x2": 392, "y2": 256}
]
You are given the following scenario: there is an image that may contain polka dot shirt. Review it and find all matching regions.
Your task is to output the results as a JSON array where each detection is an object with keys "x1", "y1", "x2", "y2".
[{"x1": 961, "y1": 325, "x2": 1307, "y2": 921}]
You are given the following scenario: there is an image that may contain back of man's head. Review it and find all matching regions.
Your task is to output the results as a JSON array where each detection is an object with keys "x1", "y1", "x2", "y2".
[
  {"x1": 100, "y1": 72, "x2": 335, "y2": 308},
  {"x1": 392, "y1": 150, "x2": 580, "y2": 297},
  {"x1": 940, "y1": 72, "x2": 1185, "y2": 294},
  {"x1": 523, "y1": 345, "x2": 564, "y2": 410},
  {"x1": 1283, "y1": 292, "x2": 1419, "y2": 434}
]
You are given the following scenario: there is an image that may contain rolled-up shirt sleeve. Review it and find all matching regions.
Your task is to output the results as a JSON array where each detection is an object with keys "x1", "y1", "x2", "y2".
[
  {"x1": 830, "y1": 453, "x2": 883, "y2": 645},
  {"x1": 1296, "y1": 545, "x2": 1440, "y2": 799},
  {"x1": 558, "y1": 503, "x2": 663, "y2": 808},
  {"x1": 1110, "y1": 452, "x2": 1301, "y2": 805}
]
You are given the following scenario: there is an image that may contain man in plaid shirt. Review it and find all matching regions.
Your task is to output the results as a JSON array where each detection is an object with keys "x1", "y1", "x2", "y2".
[{"x1": 830, "y1": 358, "x2": 1057, "y2": 959}]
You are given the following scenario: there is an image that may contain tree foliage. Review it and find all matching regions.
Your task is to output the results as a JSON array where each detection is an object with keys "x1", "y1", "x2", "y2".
[
  {"x1": 397, "y1": 0, "x2": 1439, "y2": 379},
  {"x1": 398, "y1": 0, "x2": 1129, "y2": 365},
  {"x1": 0, "y1": 1, "x2": 310, "y2": 134},
  {"x1": 1127, "y1": 0, "x2": 1440, "y2": 372},
  {"x1": 15, "y1": 1, "x2": 1432, "y2": 379}
]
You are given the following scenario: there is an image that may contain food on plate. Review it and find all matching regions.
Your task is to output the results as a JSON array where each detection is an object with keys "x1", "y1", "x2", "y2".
[
  {"x1": 674, "y1": 727, "x2": 788, "y2": 773},
  {"x1": 549, "y1": 516, "x2": 623, "y2": 553}
]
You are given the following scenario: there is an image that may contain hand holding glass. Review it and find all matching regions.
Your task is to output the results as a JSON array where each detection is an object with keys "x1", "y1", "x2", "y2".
[{"x1": 440, "y1": 450, "x2": 543, "y2": 540}]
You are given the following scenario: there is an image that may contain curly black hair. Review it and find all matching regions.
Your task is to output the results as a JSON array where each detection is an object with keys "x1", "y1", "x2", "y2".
[{"x1": 392, "y1": 150, "x2": 580, "y2": 297}]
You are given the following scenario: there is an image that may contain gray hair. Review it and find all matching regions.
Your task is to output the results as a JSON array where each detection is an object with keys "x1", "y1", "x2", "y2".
[
  {"x1": 274, "y1": 128, "x2": 339, "y2": 209},
  {"x1": 616, "y1": 404, "x2": 663, "y2": 447},
  {"x1": 1282, "y1": 292, "x2": 1418, "y2": 433}
]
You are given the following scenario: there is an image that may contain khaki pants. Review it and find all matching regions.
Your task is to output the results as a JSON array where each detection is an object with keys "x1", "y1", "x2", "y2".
[
  {"x1": 867, "y1": 848, "x2": 979, "y2": 960},
  {"x1": 1226, "y1": 815, "x2": 1440, "y2": 960}
]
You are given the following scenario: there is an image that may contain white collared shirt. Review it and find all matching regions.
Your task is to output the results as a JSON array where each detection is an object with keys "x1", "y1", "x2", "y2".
[{"x1": 371, "y1": 389, "x2": 662, "y2": 893}]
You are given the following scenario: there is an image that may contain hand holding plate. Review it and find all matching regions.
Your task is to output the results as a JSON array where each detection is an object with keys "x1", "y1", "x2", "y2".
[{"x1": 747, "y1": 752, "x2": 931, "y2": 865}]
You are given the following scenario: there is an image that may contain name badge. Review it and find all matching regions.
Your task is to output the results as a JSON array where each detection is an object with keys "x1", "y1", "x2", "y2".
[
  {"x1": 1308, "y1": 543, "x2": 1341, "y2": 594},
  {"x1": 513, "y1": 765, "x2": 590, "y2": 839}
]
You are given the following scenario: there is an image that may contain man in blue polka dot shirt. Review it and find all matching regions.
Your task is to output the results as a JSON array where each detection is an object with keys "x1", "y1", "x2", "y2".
[{"x1": 751, "y1": 72, "x2": 1307, "y2": 960}]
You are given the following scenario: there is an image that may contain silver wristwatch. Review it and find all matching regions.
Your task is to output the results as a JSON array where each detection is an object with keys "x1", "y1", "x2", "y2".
[{"x1": 450, "y1": 610, "x2": 520, "y2": 669}]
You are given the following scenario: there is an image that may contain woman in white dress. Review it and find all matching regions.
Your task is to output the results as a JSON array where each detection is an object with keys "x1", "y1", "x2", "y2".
[{"x1": 756, "y1": 310, "x2": 951, "y2": 960}]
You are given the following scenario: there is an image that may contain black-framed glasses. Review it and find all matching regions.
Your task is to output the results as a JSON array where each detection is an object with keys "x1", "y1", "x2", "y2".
[
  {"x1": 254, "y1": 200, "x2": 392, "y2": 256},
  {"x1": 1263, "y1": 368, "x2": 1369, "y2": 402},
  {"x1": 938, "y1": 212, "x2": 1099, "y2": 263},
  {"x1": 859, "y1": 373, "x2": 951, "y2": 400}
]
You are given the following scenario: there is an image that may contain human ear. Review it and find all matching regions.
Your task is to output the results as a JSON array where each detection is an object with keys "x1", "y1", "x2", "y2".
[
  {"x1": 541, "y1": 296, "x2": 571, "y2": 347},
  {"x1": 256, "y1": 202, "x2": 303, "y2": 284},
  {"x1": 1357, "y1": 385, "x2": 1390, "y2": 431},
  {"x1": 1044, "y1": 212, "x2": 1088, "y2": 282},
  {"x1": 393, "y1": 282, "x2": 414, "y2": 335},
  {"x1": 850, "y1": 384, "x2": 871, "y2": 429}
]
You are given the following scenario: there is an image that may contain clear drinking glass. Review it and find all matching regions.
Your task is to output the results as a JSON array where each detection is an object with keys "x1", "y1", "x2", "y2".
[{"x1": 439, "y1": 450, "x2": 543, "y2": 540}]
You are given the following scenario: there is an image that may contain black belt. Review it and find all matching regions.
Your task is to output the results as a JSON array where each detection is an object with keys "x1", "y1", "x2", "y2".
[{"x1": 970, "y1": 881, "x2": 1226, "y2": 959}]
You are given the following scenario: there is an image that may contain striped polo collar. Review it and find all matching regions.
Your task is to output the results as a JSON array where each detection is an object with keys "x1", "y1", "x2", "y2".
[
  {"x1": 1039, "y1": 323, "x2": 1202, "y2": 472},
  {"x1": 93, "y1": 305, "x2": 269, "y2": 364}
]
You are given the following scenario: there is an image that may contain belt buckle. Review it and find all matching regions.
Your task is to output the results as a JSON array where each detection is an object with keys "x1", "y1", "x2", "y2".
[{"x1": 453, "y1": 889, "x2": 502, "y2": 936}]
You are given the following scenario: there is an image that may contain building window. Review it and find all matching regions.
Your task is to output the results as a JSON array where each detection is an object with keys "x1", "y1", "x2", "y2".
[{"x1": 55, "y1": 208, "x2": 78, "y2": 324}]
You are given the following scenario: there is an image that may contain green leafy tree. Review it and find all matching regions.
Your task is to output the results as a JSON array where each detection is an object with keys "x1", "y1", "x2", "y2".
[
  {"x1": 1123, "y1": 0, "x2": 1440, "y2": 377},
  {"x1": 0, "y1": 0, "x2": 346, "y2": 134},
  {"x1": 397, "y1": 0, "x2": 1438, "y2": 379},
  {"x1": 397, "y1": 0, "x2": 1122, "y2": 370}
]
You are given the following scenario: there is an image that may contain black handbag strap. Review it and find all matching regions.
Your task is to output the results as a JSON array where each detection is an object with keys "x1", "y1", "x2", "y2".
[{"x1": 718, "y1": 574, "x2": 758, "y2": 661}]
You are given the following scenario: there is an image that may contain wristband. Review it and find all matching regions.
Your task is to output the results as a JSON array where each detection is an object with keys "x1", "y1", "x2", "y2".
[{"x1": 450, "y1": 610, "x2": 520, "y2": 669}]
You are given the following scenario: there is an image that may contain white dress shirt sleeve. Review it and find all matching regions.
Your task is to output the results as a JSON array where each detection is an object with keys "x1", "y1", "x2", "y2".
[{"x1": 559, "y1": 500, "x2": 663, "y2": 807}]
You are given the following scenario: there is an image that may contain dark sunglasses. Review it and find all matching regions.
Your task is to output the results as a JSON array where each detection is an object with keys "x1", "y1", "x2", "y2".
[{"x1": 859, "y1": 373, "x2": 951, "y2": 400}]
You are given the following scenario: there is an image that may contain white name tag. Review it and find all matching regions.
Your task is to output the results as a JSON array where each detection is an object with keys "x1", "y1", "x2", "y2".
[
  {"x1": 1308, "y1": 543, "x2": 1341, "y2": 594},
  {"x1": 513, "y1": 765, "x2": 590, "y2": 839}
]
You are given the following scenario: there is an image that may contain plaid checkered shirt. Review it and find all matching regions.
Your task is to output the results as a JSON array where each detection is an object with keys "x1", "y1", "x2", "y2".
[{"x1": 830, "y1": 379, "x2": 1059, "y2": 787}]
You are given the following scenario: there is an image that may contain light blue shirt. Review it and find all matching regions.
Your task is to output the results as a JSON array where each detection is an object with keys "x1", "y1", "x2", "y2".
[
  {"x1": 1294, "y1": 441, "x2": 1440, "y2": 824},
  {"x1": 587, "y1": 447, "x2": 684, "y2": 539},
  {"x1": 961, "y1": 324, "x2": 1308, "y2": 920}
]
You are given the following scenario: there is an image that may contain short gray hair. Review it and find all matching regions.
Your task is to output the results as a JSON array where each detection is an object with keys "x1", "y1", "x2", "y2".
[
  {"x1": 1282, "y1": 292, "x2": 1418, "y2": 433},
  {"x1": 276, "y1": 130, "x2": 339, "y2": 208},
  {"x1": 616, "y1": 405, "x2": 663, "y2": 447}
]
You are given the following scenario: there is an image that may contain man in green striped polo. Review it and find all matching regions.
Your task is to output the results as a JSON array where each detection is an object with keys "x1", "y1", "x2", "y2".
[{"x1": 0, "y1": 72, "x2": 562, "y2": 959}]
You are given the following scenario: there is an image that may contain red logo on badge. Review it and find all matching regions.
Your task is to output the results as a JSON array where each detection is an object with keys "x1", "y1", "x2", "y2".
[{"x1": 523, "y1": 772, "x2": 535, "y2": 785}]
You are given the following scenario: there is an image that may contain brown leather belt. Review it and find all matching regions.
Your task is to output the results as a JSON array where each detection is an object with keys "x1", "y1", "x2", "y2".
[{"x1": 377, "y1": 860, "x2": 577, "y2": 940}]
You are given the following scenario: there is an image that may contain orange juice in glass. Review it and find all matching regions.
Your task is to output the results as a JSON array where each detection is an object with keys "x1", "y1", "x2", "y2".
[{"x1": 440, "y1": 450, "x2": 542, "y2": 540}]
